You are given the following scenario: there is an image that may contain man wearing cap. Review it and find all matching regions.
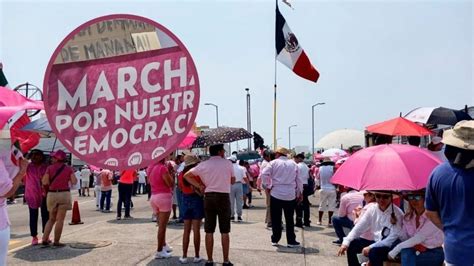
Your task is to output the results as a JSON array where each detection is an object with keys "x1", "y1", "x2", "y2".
[
  {"x1": 228, "y1": 156, "x2": 248, "y2": 222},
  {"x1": 260, "y1": 147, "x2": 302, "y2": 248},
  {"x1": 184, "y1": 144, "x2": 235, "y2": 266},
  {"x1": 425, "y1": 120, "x2": 474, "y2": 266}
]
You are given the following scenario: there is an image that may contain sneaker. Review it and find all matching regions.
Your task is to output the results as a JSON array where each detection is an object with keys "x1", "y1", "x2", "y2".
[
  {"x1": 163, "y1": 244, "x2": 173, "y2": 252},
  {"x1": 123, "y1": 216, "x2": 134, "y2": 220},
  {"x1": 31, "y1": 236, "x2": 39, "y2": 246},
  {"x1": 332, "y1": 239, "x2": 342, "y2": 245},
  {"x1": 287, "y1": 241, "x2": 301, "y2": 248},
  {"x1": 205, "y1": 261, "x2": 214, "y2": 266},
  {"x1": 242, "y1": 205, "x2": 249, "y2": 209},
  {"x1": 303, "y1": 222, "x2": 311, "y2": 227},
  {"x1": 155, "y1": 250, "x2": 172, "y2": 259},
  {"x1": 271, "y1": 242, "x2": 279, "y2": 246},
  {"x1": 193, "y1": 257, "x2": 203, "y2": 263},
  {"x1": 223, "y1": 262, "x2": 234, "y2": 266},
  {"x1": 237, "y1": 216, "x2": 243, "y2": 222},
  {"x1": 179, "y1": 257, "x2": 188, "y2": 264},
  {"x1": 116, "y1": 217, "x2": 121, "y2": 220},
  {"x1": 295, "y1": 223, "x2": 303, "y2": 228}
]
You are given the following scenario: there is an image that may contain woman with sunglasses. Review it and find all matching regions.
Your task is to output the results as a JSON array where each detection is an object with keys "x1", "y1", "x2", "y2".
[
  {"x1": 387, "y1": 190, "x2": 444, "y2": 265},
  {"x1": 337, "y1": 191, "x2": 404, "y2": 266}
]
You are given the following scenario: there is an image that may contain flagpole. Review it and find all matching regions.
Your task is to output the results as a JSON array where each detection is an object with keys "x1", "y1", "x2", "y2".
[{"x1": 273, "y1": 0, "x2": 278, "y2": 150}]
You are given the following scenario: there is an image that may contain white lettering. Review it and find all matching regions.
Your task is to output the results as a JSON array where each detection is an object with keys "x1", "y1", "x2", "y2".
[
  {"x1": 130, "y1": 124, "x2": 143, "y2": 144},
  {"x1": 149, "y1": 97, "x2": 161, "y2": 117},
  {"x1": 144, "y1": 121, "x2": 157, "y2": 142},
  {"x1": 90, "y1": 71, "x2": 114, "y2": 104},
  {"x1": 182, "y1": 90, "x2": 194, "y2": 110},
  {"x1": 74, "y1": 135, "x2": 88, "y2": 155},
  {"x1": 174, "y1": 114, "x2": 186, "y2": 134},
  {"x1": 93, "y1": 108, "x2": 107, "y2": 129},
  {"x1": 73, "y1": 111, "x2": 92, "y2": 132},
  {"x1": 115, "y1": 102, "x2": 131, "y2": 124},
  {"x1": 117, "y1": 66, "x2": 138, "y2": 98},
  {"x1": 56, "y1": 115, "x2": 72, "y2": 132},
  {"x1": 141, "y1": 62, "x2": 161, "y2": 93},
  {"x1": 89, "y1": 132, "x2": 109, "y2": 153},
  {"x1": 57, "y1": 75, "x2": 87, "y2": 111},
  {"x1": 111, "y1": 128, "x2": 128, "y2": 148},
  {"x1": 164, "y1": 57, "x2": 187, "y2": 90},
  {"x1": 158, "y1": 118, "x2": 173, "y2": 138}
]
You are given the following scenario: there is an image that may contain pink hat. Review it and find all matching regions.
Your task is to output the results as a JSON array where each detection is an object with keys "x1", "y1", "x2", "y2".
[{"x1": 51, "y1": 150, "x2": 67, "y2": 161}]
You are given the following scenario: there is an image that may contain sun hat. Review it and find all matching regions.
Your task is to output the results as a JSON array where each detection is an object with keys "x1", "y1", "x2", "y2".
[
  {"x1": 50, "y1": 150, "x2": 67, "y2": 161},
  {"x1": 442, "y1": 120, "x2": 474, "y2": 150},
  {"x1": 275, "y1": 146, "x2": 290, "y2": 155},
  {"x1": 184, "y1": 154, "x2": 200, "y2": 167}
]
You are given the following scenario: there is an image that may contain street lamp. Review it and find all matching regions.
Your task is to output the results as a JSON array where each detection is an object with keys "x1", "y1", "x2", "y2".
[
  {"x1": 204, "y1": 103, "x2": 219, "y2": 127},
  {"x1": 288, "y1": 124, "x2": 297, "y2": 150},
  {"x1": 245, "y1": 88, "x2": 251, "y2": 151},
  {"x1": 312, "y1": 102, "x2": 325, "y2": 155}
]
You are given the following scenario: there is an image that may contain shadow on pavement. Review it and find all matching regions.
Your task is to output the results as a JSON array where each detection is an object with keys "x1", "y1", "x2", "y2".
[
  {"x1": 302, "y1": 226, "x2": 324, "y2": 232},
  {"x1": 145, "y1": 257, "x2": 206, "y2": 265},
  {"x1": 318, "y1": 231, "x2": 338, "y2": 237},
  {"x1": 12, "y1": 245, "x2": 91, "y2": 262},
  {"x1": 10, "y1": 233, "x2": 30, "y2": 239},
  {"x1": 106, "y1": 218, "x2": 151, "y2": 224}
]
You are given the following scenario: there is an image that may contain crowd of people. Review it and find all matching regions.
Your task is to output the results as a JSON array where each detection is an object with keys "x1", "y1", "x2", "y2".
[{"x1": 0, "y1": 121, "x2": 473, "y2": 266}]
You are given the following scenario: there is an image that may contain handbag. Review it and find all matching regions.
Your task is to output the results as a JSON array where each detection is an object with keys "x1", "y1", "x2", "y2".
[{"x1": 43, "y1": 164, "x2": 66, "y2": 197}]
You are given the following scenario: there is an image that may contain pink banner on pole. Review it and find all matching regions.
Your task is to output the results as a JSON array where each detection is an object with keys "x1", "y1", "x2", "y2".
[
  {"x1": 43, "y1": 15, "x2": 200, "y2": 170},
  {"x1": 0, "y1": 86, "x2": 44, "y2": 129}
]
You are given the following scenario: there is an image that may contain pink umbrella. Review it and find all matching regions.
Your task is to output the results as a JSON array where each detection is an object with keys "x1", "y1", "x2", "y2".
[
  {"x1": 178, "y1": 131, "x2": 197, "y2": 149},
  {"x1": 331, "y1": 144, "x2": 442, "y2": 191}
]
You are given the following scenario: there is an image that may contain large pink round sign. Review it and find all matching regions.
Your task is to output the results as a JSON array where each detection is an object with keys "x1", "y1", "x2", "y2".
[{"x1": 43, "y1": 14, "x2": 200, "y2": 170}]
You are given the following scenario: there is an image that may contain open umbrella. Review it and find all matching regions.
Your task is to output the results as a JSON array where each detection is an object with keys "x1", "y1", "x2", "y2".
[
  {"x1": 366, "y1": 117, "x2": 433, "y2": 137},
  {"x1": 331, "y1": 144, "x2": 442, "y2": 191},
  {"x1": 236, "y1": 151, "x2": 261, "y2": 161},
  {"x1": 405, "y1": 106, "x2": 472, "y2": 126},
  {"x1": 192, "y1": 127, "x2": 253, "y2": 148},
  {"x1": 321, "y1": 148, "x2": 347, "y2": 158},
  {"x1": 178, "y1": 131, "x2": 197, "y2": 149}
]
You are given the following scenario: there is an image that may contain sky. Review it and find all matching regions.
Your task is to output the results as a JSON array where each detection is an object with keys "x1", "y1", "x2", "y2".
[{"x1": 1, "y1": 0, "x2": 472, "y2": 151}]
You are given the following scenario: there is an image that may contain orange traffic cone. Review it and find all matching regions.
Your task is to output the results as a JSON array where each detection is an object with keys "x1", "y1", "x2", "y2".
[{"x1": 69, "y1": 200, "x2": 84, "y2": 225}]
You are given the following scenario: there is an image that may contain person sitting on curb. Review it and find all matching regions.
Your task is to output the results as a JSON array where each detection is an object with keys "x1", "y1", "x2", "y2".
[
  {"x1": 388, "y1": 190, "x2": 444, "y2": 265},
  {"x1": 337, "y1": 191, "x2": 403, "y2": 266}
]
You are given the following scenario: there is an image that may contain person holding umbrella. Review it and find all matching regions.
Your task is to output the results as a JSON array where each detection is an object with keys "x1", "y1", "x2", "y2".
[
  {"x1": 337, "y1": 190, "x2": 404, "y2": 266},
  {"x1": 425, "y1": 120, "x2": 474, "y2": 266}
]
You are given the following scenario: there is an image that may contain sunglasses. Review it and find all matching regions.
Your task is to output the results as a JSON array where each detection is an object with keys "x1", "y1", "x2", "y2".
[
  {"x1": 375, "y1": 194, "x2": 391, "y2": 200},
  {"x1": 406, "y1": 195, "x2": 423, "y2": 201}
]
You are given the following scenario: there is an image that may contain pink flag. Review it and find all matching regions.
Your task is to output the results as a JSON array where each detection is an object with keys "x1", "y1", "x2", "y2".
[{"x1": 0, "y1": 86, "x2": 44, "y2": 129}]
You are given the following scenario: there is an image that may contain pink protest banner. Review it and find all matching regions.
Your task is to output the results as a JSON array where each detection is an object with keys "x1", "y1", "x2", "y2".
[{"x1": 43, "y1": 15, "x2": 200, "y2": 170}]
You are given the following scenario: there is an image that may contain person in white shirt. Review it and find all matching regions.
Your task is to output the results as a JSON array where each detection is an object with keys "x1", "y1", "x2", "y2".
[
  {"x1": 138, "y1": 169, "x2": 147, "y2": 194},
  {"x1": 337, "y1": 191, "x2": 404, "y2": 266},
  {"x1": 80, "y1": 166, "x2": 91, "y2": 197},
  {"x1": 72, "y1": 168, "x2": 83, "y2": 196},
  {"x1": 257, "y1": 150, "x2": 275, "y2": 228},
  {"x1": 228, "y1": 156, "x2": 248, "y2": 222},
  {"x1": 316, "y1": 157, "x2": 337, "y2": 226},
  {"x1": 294, "y1": 153, "x2": 311, "y2": 227}
]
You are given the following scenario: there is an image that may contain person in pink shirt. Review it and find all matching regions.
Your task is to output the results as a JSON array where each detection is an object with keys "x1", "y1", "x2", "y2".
[
  {"x1": 260, "y1": 147, "x2": 303, "y2": 248},
  {"x1": 41, "y1": 150, "x2": 77, "y2": 247},
  {"x1": 184, "y1": 144, "x2": 235, "y2": 266},
  {"x1": 331, "y1": 189, "x2": 364, "y2": 245},
  {"x1": 99, "y1": 168, "x2": 113, "y2": 212},
  {"x1": 388, "y1": 190, "x2": 444, "y2": 265},
  {"x1": 147, "y1": 158, "x2": 174, "y2": 259},
  {"x1": 0, "y1": 158, "x2": 28, "y2": 265},
  {"x1": 24, "y1": 149, "x2": 49, "y2": 245}
]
